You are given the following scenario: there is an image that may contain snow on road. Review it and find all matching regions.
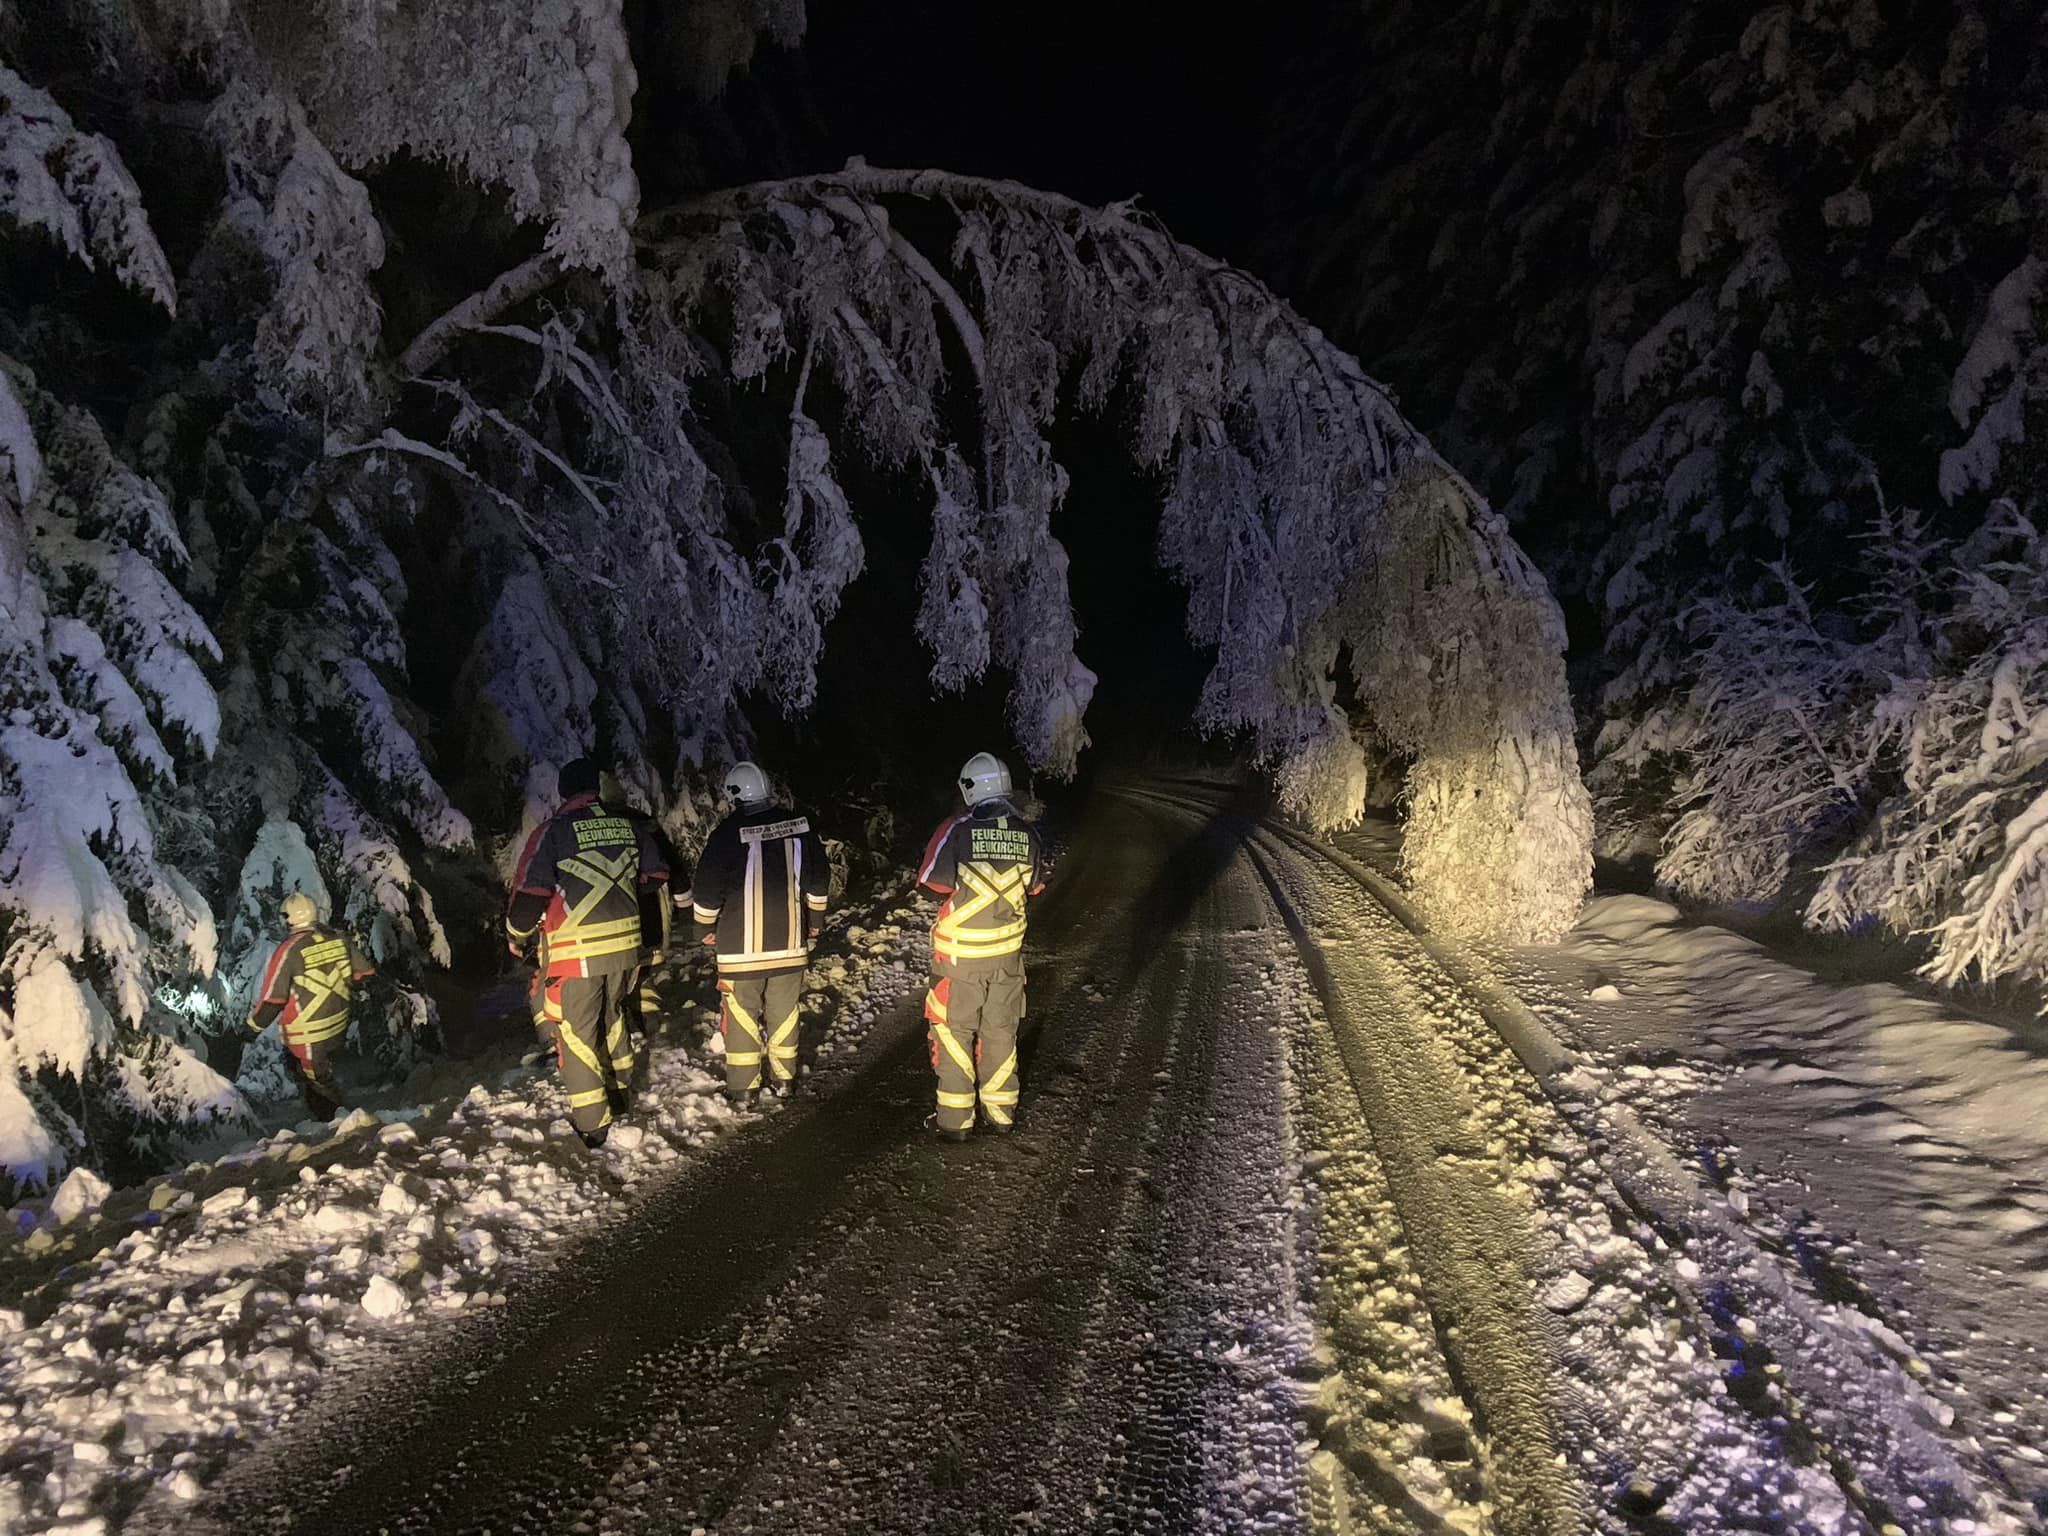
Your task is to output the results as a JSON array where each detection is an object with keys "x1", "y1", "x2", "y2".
[
  {"x1": 5, "y1": 781, "x2": 2044, "y2": 1536},
  {"x1": 1500, "y1": 893, "x2": 2048, "y2": 1531},
  {"x1": 0, "y1": 903, "x2": 927, "y2": 1535}
]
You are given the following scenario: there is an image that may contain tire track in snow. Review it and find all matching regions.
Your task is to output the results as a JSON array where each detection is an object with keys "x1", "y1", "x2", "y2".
[
  {"x1": 1123, "y1": 791, "x2": 1490, "y2": 1536},
  {"x1": 1233, "y1": 825, "x2": 1581, "y2": 1536},
  {"x1": 1132, "y1": 781, "x2": 2029, "y2": 1536}
]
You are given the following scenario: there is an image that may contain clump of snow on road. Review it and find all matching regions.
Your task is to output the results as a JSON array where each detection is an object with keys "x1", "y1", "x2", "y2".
[{"x1": 0, "y1": 900, "x2": 926, "y2": 1534}]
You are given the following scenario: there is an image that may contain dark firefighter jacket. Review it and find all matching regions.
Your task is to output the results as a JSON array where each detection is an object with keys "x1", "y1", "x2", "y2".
[
  {"x1": 917, "y1": 799, "x2": 1045, "y2": 968},
  {"x1": 507, "y1": 794, "x2": 671, "y2": 979},
  {"x1": 690, "y1": 806, "x2": 830, "y2": 976},
  {"x1": 249, "y1": 924, "x2": 375, "y2": 1045},
  {"x1": 624, "y1": 807, "x2": 678, "y2": 957}
]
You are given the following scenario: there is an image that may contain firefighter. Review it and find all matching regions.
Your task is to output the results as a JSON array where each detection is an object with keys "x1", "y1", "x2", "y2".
[
  {"x1": 916, "y1": 752, "x2": 1045, "y2": 1142},
  {"x1": 506, "y1": 758, "x2": 670, "y2": 1148},
  {"x1": 690, "y1": 761, "x2": 830, "y2": 1105},
  {"x1": 247, "y1": 892, "x2": 375, "y2": 1121}
]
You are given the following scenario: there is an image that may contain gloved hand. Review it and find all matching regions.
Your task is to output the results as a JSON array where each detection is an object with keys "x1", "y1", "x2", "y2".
[{"x1": 508, "y1": 936, "x2": 535, "y2": 962}]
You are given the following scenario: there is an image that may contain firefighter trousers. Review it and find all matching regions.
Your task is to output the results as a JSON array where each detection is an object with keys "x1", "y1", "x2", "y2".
[
  {"x1": 555, "y1": 972, "x2": 638, "y2": 1137},
  {"x1": 283, "y1": 1034, "x2": 343, "y2": 1120},
  {"x1": 924, "y1": 954, "x2": 1024, "y2": 1133},
  {"x1": 719, "y1": 970, "x2": 804, "y2": 1095}
]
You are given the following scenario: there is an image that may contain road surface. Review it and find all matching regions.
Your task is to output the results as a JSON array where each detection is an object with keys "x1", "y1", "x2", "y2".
[{"x1": 181, "y1": 776, "x2": 2015, "y2": 1536}]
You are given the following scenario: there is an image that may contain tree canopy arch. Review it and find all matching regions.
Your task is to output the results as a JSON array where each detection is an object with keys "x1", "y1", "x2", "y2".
[
  {"x1": 0, "y1": 0, "x2": 1593, "y2": 1195},
  {"x1": 611, "y1": 166, "x2": 1593, "y2": 942}
]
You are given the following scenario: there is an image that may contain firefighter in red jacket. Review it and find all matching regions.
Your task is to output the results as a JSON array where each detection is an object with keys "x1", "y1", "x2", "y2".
[
  {"x1": 689, "y1": 761, "x2": 830, "y2": 1105},
  {"x1": 247, "y1": 892, "x2": 375, "y2": 1121},
  {"x1": 917, "y1": 753, "x2": 1045, "y2": 1141},
  {"x1": 507, "y1": 758, "x2": 670, "y2": 1148}
]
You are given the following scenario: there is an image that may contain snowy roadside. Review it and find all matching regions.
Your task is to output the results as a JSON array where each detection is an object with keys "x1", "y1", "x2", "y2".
[
  {"x1": 0, "y1": 889, "x2": 930, "y2": 1536},
  {"x1": 1497, "y1": 893, "x2": 2048, "y2": 1530},
  {"x1": 1278, "y1": 811, "x2": 2042, "y2": 1532}
]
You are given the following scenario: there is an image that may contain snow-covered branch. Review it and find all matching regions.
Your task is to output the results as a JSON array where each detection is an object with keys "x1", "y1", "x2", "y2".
[
  {"x1": 654, "y1": 166, "x2": 1591, "y2": 939},
  {"x1": 0, "y1": 61, "x2": 176, "y2": 310}
]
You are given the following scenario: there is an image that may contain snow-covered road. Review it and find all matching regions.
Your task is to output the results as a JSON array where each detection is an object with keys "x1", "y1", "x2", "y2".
[{"x1": 7, "y1": 775, "x2": 2040, "y2": 1534}]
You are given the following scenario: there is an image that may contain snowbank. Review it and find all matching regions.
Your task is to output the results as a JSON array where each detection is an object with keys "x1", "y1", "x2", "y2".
[{"x1": 1506, "y1": 893, "x2": 2048, "y2": 1526}]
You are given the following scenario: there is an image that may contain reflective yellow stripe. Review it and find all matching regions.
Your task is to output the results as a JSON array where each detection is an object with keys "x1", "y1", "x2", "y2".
[
  {"x1": 981, "y1": 1050, "x2": 1017, "y2": 1095},
  {"x1": 552, "y1": 851, "x2": 637, "y2": 958},
  {"x1": 712, "y1": 946, "x2": 806, "y2": 966},
  {"x1": 964, "y1": 861, "x2": 1025, "y2": 897},
  {"x1": 559, "y1": 1024, "x2": 604, "y2": 1074},
  {"x1": 941, "y1": 914, "x2": 1026, "y2": 943},
  {"x1": 767, "y1": 1010, "x2": 799, "y2": 1061},
  {"x1": 936, "y1": 1089, "x2": 978, "y2": 1110},
  {"x1": 716, "y1": 945, "x2": 809, "y2": 971},
  {"x1": 546, "y1": 944, "x2": 642, "y2": 964},
  {"x1": 937, "y1": 931, "x2": 1025, "y2": 960},
  {"x1": 556, "y1": 915, "x2": 641, "y2": 938},
  {"x1": 568, "y1": 1087, "x2": 610, "y2": 1108},
  {"x1": 924, "y1": 988, "x2": 948, "y2": 1022},
  {"x1": 930, "y1": 1022, "x2": 975, "y2": 1079},
  {"x1": 547, "y1": 919, "x2": 642, "y2": 953}
]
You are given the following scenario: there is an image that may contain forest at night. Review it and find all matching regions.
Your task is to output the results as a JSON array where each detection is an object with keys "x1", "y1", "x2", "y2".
[{"x1": 1, "y1": 4, "x2": 2044, "y2": 1532}]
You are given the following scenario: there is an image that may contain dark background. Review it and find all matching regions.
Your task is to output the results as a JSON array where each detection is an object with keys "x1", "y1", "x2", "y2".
[{"x1": 636, "y1": 1, "x2": 1284, "y2": 264}]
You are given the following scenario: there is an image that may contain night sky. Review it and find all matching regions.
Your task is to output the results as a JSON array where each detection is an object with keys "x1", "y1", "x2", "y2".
[{"x1": 718, "y1": 1, "x2": 1281, "y2": 264}]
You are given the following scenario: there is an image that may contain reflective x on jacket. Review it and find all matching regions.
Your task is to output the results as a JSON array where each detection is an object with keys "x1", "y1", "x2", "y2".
[
  {"x1": 690, "y1": 806, "x2": 830, "y2": 977},
  {"x1": 248, "y1": 923, "x2": 374, "y2": 1046},
  {"x1": 507, "y1": 794, "x2": 671, "y2": 979},
  {"x1": 917, "y1": 800, "x2": 1044, "y2": 969}
]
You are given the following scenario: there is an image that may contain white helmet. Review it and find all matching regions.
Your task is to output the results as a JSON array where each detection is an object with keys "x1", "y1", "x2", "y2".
[
  {"x1": 280, "y1": 892, "x2": 319, "y2": 929},
  {"x1": 958, "y1": 752, "x2": 1012, "y2": 807},
  {"x1": 725, "y1": 761, "x2": 773, "y2": 809}
]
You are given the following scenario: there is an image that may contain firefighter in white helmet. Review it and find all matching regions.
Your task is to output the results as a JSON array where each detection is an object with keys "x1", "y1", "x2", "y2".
[
  {"x1": 916, "y1": 753, "x2": 1045, "y2": 1141},
  {"x1": 687, "y1": 761, "x2": 831, "y2": 1105},
  {"x1": 247, "y1": 891, "x2": 375, "y2": 1120}
]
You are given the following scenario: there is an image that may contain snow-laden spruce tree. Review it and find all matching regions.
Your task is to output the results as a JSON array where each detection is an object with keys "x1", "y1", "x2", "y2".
[
  {"x1": 0, "y1": 0, "x2": 818, "y2": 1188},
  {"x1": 277, "y1": 159, "x2": 1593, "y2": 942},
  {"x1": 1265, "y1": 0, "x2": 2048, "y2": 858},
  {"x1": 0, "y1": 70, "x2": 253, "y2": 1191},
  {"x1": 626, "y1": 168, "x2": 1591, "y2": 940},
  {"x1": 1665, "y1": 505, "x2": 2048, "y2": 1000}
]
